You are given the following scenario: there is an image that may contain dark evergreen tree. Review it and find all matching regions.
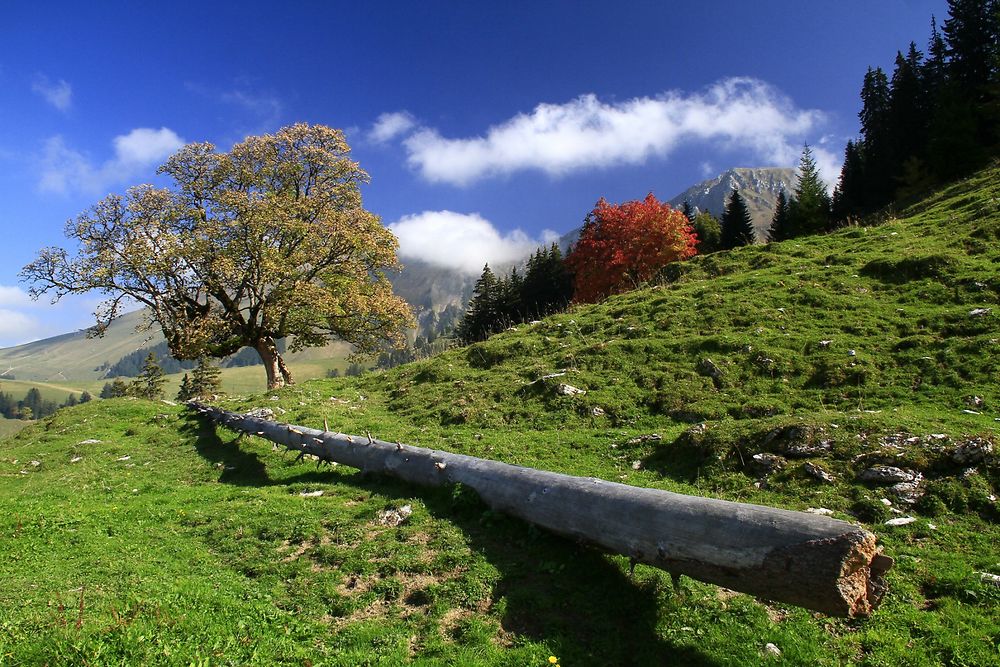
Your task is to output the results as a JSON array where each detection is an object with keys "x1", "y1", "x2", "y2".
[
  {"x1": 128, "y1": 352, "x2": 166, "y2": 400},
  {"x1": 787, "y1": 145, "x2": 832, "y2": 237},
  {"x1": 767, "y1": 191, "x2": 792, "y2": 241},
  {"x1": 177, "y1": 374, "x2": 193, "y2": 401},
  {"x1": 888, "y1": 45, "x2": 928, "y2": 183},
  {"x1": 719, "y1": 188, "x2": 756, "y2": 249},
  {"x1": 681, "y1": 200, "x2": 695, "y2": 222},
  {"x1": 858, "y1": 67, "x2": 894, "y2": 207},
  {"x1": 101, "y1": 379, "x2": 129, "y2": 398},
  {"x1": 64, "y1": 393, "x2": 78, "y2": 408},
  {"x1": 832, "y1": 141, "x2": 867, "y2": 221},
  {"x1": 691, "y1": 211, "x2": 722, "y2": 253},
  {"x1": 191, "y1": 357, "x2": 222, "y2": 397},
  {"x1": 456, "y1": 264, "x2": 500, "y2": 344},
  {"x1": 79, "y1": 391, "x2": 92, "y2": 403}
]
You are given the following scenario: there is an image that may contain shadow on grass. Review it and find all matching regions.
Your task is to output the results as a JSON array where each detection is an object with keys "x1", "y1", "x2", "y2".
[
  {"x1": 186, "y1": 413, "x2": 720, "y2": 665},
  {"x1": 178, "y1": 412, "x2": 270, "y2": 485}
]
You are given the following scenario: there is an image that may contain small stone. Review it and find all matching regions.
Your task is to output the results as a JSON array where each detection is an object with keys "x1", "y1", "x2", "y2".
[
  {"x1": 245, "y1": 407, "x2": 276, "y2": 420},
  {"x1": 631, "y1": 460, "x2": 643, "y2": 470},
  {"x1": 591, "y1": 407, "x2": 605, "y2": 417},
  {"x1": 819, "y1": 339, "x2": 833, "y2": 347},
  {"x1": 626, "y1": 434, "x2": 662, "y2": 445},
  {"x1": 377, "y1": 504, "x2": 413, "y2": 527},
  {"x1": 78, "y1": 439, "x2": 101, "y2": 445},
  {"x1": 803, "y1": 462, "x2": 836, "y2": 483},
  {"x1": 555, "y1": 383, "x2": 586, "y2": 396},
  {"x1": 299, "y1": 490, "x2": 324, "y2": 497},
  {"x1": 848, "y1": 349, "x2": 857, "y2": 356},
  {"x1": 764, "y1": 643, "x2": 782, "y2": 657},
  {"x1": 880, "y1": 498, "x2": 892, "y2": 506},
  {"x1": 752, "y1": 453, "x2": 786, "y2": 475},
  {"x1": 70, "y1": 456, "x2": 83, "y2": 463},
  {"x1": 884, "y1": 517, "x2": 917, "y2": 526},
  {"x1": 858, "y1": 466, "x2": 917, "y2": 484},
  {"x1": 29, "y1": 460, "x2": 40, "y2": 467},
  {"x1": 806, "y1": 507, "x2": 834, "y2": 516},
  {"x1": 969, "y1": 308, "x2": 991, "y2": 317},
  {"x1": 979, "y1": 572, "x2": 1000, "y2": 586},
  {"x1": 115, "y1": 455, "x2": 131, "y2": 462}
]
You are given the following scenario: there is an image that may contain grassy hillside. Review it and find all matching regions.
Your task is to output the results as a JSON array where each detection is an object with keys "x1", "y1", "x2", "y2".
[{"x1": 2, "y1": 167, "x2": 999, "y2": 665}]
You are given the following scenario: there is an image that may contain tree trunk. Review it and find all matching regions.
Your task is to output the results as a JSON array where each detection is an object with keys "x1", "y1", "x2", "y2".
[
  {"x1": 254, "y1": 337, "x2": 284, "y2": 391},
  {"x1": 277, "y1": 353, "x2": 294, "y2": 386},
  {"x1": 191, "y1": 403, "x2": 892, "y2": 618}
]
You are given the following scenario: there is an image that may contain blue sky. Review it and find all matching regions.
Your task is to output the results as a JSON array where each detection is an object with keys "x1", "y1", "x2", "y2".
[{"x1": 0, "y1": 0, "x2": 948, "y2": 346}]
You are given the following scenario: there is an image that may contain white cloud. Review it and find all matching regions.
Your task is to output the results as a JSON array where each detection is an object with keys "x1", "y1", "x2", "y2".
[
  {"x1": 0, "y1": 286, "x2": 33, "y2": 308},
  {"x1": 31, "y1": 75, "x2": 72, "y2": 112},
  {"x1": 368, "y1": 111, "x2": 417, "y2": 144},
  {"x1": 0, "y1": 309, "x2": 43, "y2": 348},
  {"x1": 400, "y1": 78, "x2": 826, "y2": 186},
  {"x1": 38, "y1": 127, "x2": 185, "y2": 195},
  {"x1": 389, "y1": 210, "x2": 558, "y2": 274}
]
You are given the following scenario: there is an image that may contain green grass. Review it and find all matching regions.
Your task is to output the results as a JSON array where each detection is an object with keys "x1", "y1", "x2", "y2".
[{"x1": 2, "y1": 167, "x2": 1000, "y2": 665}]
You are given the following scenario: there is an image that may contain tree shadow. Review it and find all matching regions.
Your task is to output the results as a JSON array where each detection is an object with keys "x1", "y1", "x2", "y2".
[
  {"x1": 178, "y1": 412, "x2": 270, "y2": 485},
  {"x1": 186, "y1": 415, "x2": 721, "y2": 665}
]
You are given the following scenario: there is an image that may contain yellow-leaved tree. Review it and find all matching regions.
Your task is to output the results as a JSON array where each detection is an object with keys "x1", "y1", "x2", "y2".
[{"x1": 22, "y1": 123, "x2": 414, "y2": 390}]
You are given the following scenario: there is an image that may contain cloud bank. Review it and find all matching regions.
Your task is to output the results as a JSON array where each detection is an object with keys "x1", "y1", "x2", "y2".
[
  {"x1": 31, "y1": 75, "x2": 73, "y2": 112},
  {"x1": 388, "y1": 78, "x2": 829, "y2": 186},
  {"x1": 389, "y1": 211, "x2": 558, "y2": 275},
  {"x1": 38, "y1": 127, "x2": 185, "y2": 195}
]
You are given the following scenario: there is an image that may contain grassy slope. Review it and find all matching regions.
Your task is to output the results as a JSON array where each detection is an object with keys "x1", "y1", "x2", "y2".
[{"x1": 2, "y1": 168, "x2": 1000, "y2": 665}]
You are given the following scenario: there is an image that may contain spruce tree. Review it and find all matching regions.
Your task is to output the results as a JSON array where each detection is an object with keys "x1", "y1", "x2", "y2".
[
  {"x1": 832, "y1": 141, "x2": 867, "y2": 222},
  {"x1": 177, "y1": 374, "x2": 194, "y2": 401},
  {"x1": 456, "y1": 264, "x2": 499, "y2": 344},
  {"x1": 681, "y1": 200, "x2": 695, "y2": 222},
  {"x1": 720, "y1": 188, "x2": 756, "y2": 249},
  {"x1": 767, "y1": 191, "x2": 792, "y2": 242},
  {"x1": 787, "y1": 145, "x2": 832, "y2": 237},
  {"x1": 859, "y1": 67, "x2": 894, "y2": 207},
  {"x1": 128, "y1": 352, "x2": 166, "y2": 400},
  {"x1": 79, "y1": 391, "x2": 93, "y2": 403},
  {"x1": 191, "y1": 357, "x2": 222, "y2": 398}
]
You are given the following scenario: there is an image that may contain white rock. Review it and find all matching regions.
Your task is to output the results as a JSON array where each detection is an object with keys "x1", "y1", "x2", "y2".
[
  {"x1": 884, "y1": 517, "x2": 917, "y2": 526},
  {"x1": 979, "y1": 572, "x2": 1000, "y2": 586},
  {"x1": 115, "y1": 455, "x2": 131, "y2": 461},
  {"x1": 806, "y1": 507, "x2": 834, "y2": 516},
  {"x1": 764, "y1": 643, "x2": 782, "y2": 657},
  {"x1": 555, "y1": 383, "x2": 586, "y2": 396},
  {"x1": 299, "y1": 490, "x2": 324, "y2": 497},
  {"x1": 969, "y1": 308, "x2": 991, "y2": 317},
  {"x1": 880, "y1": 498, "x2": 892, "y2": 506},
  {"x1": 78, "y1": 439, "x2": 101, "y2": 445}
]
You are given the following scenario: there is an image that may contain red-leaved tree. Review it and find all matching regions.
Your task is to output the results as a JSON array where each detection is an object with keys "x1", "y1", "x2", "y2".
[{"x1": 565, "y1": 194, "x2": 698, "y2": 302}]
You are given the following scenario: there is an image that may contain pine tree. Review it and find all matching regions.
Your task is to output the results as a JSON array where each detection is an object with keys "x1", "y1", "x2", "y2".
[
  {"x1": 859, "y1": 67, "x2": 894, "y2": 207},
  {"x1": 177, "y1": 374, "x2": 193, "y2": 401},
  {"x1": 191, "y1": 357, "x2": 222, "y2": 397},
  {"x1": 888, "y1": 45, "x2": 927, "y2": 182},
  {"x1": 720, "y1": 188, "x2": 756, "y2": 249},
  {"x1": 832, "y1": 141, "x2": 867, "y2": 222},
  {"x1": 128, "y1": 352, "x2": 166, "y2": 400},
  {"x1": 79, "y1": 391, "x2": 93, "y2": 403},
  {"x1": 787, "y1": 145, "x2": 832, "y2": 237},
  {"x1": 456, "y1": 264, "x2": 500, "y2": 344},
  {"x1": 767, "y1": 191, "x2": 792, "y2": 242},
  {"x1": 681, "y1": 200, "x2": 695, "y2": 222}
]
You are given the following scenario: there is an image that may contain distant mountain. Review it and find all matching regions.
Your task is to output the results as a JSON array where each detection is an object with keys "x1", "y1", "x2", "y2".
[{"x1": 668, "y1": 167, "x2": 796, "y2": 240}]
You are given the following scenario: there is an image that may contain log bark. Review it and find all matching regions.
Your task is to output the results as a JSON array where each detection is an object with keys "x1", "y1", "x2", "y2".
[{"x1": 191, "y1": 402, "x2": 891, "y2": 617}]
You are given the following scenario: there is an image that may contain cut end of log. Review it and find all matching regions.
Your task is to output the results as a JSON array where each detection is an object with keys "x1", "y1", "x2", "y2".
[{"x1": 834, "y1": 531, "x2": 890, "y2": 618}]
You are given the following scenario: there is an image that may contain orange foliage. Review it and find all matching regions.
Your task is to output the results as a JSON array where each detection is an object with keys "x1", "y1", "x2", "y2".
[{"x1": 566, "y1": 194, "x2": 698, "y2": 302}]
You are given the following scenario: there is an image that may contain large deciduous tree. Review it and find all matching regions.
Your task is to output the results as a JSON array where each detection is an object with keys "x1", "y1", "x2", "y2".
[
  {"x1": 22, "y1": 123, "x2": 414, "y2": 390},
  {"x1": 566, "y1": 194, "x2": 697, "y2": 303}
]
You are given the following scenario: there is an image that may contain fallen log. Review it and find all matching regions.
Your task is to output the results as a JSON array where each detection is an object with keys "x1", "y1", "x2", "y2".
[{"x1": 191, "y1": 402, "x2": 891, "y2": 617}]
